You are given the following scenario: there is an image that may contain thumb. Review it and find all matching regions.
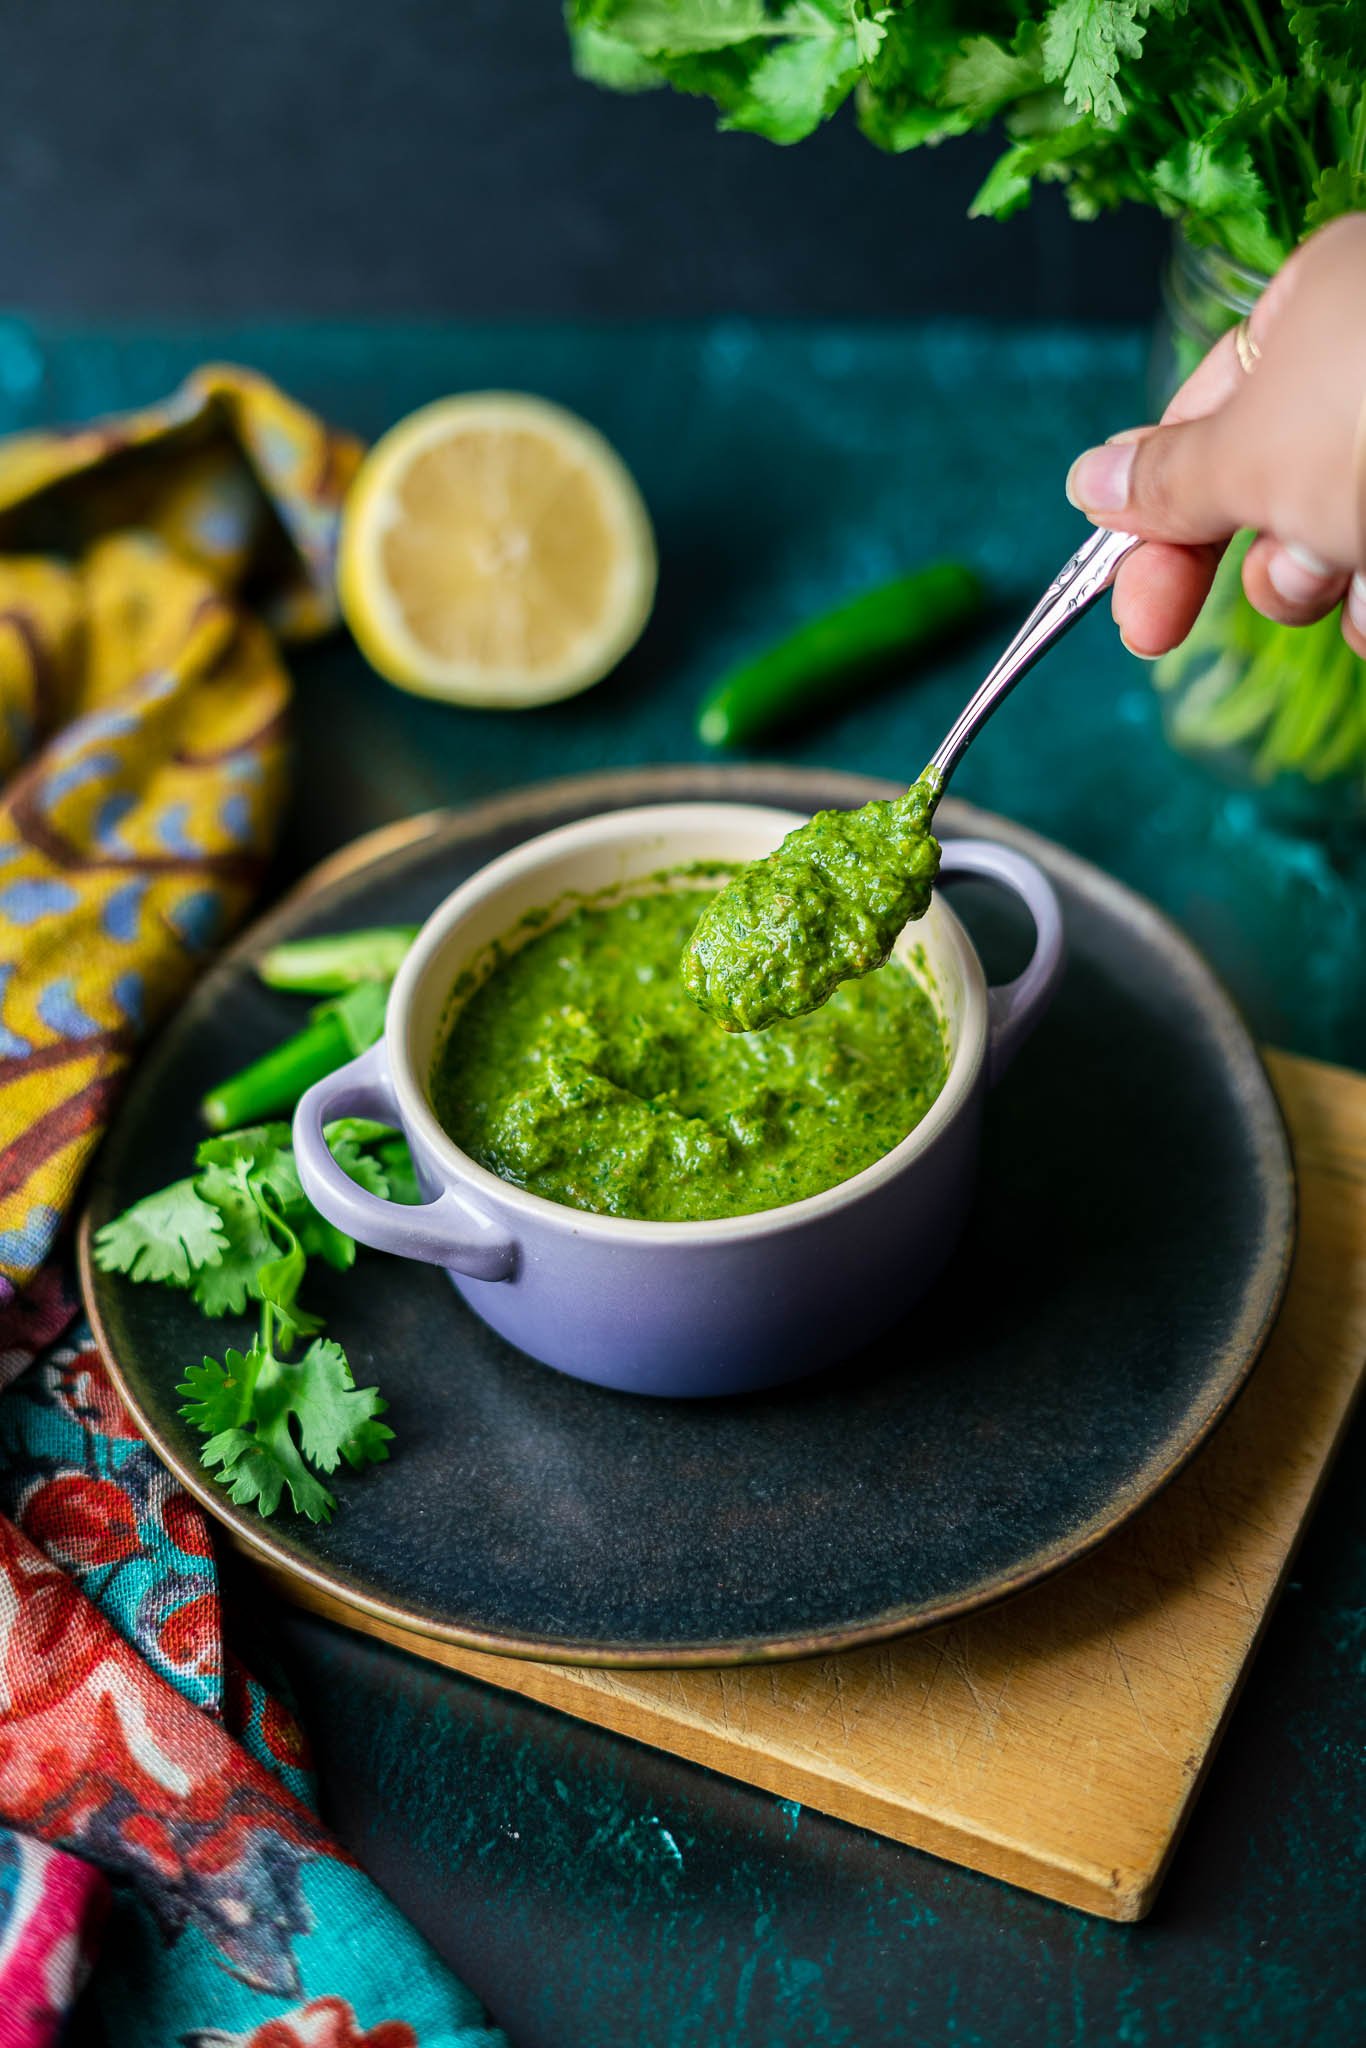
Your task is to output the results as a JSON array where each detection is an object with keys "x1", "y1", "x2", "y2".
[{"x1": 1065, "y1": 411, "x2": 1258, "y2": 548}]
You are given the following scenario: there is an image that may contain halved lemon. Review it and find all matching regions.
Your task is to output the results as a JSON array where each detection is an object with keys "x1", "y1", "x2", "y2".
[{"x1": 338, "y1": 392, "x2": 657, "y2": 708}]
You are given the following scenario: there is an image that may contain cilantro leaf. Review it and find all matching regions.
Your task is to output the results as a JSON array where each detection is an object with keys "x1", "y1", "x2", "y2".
[
  {"x1": 111, "y1": 1116, "x2": 391, "y2": 1316},
  {"x1": 195, "y1": 1124, "x2": 294, "y2": 1176},
  {"x1": 859, "y1": 98, "x2": 975, "y2": 150},
  {"x1": 203, "y1": 1424, "x2": 329, "y2": 1521},
  {"x1": 191, "y1": 1157, "x2": 277, "y2": 1315},
  {"x1": 719, "y1": 20, "x2": 860, "y2": 143},
  {"x1": 969, "y1": 120, "x2": 1099, "y2": 220},
  {"x1": 940, "y1": 30, "x2": 1046, "y2": 121},
  {"x1": 571, "y1": 23, "x2": 670, "y2": 89},
  {"x1": 854, "y1": 3, "x2": 982, "y2": 154},
  {"x1": 93, "y1": 1179, "x2": 226, "y2": 1287},
  {"x1": 1287, "y1": 3, "x2": 1366, "y2": 83},
  {"x1": 578, "y1": 0, "x2": 772, "y2": 53},
  {"x1": 575, "y1": 0, "x2": 865, "y2": 145},
  {"x1": 195, "y1": 1119, "x2": 369, "y2": 1278},
  {"x1": 289, "y1": 1337, "x2": 394, "y2": 1475},
  {"x1": 236, "y1": 1134, "x2": 358, "y2": 1270},
  {"x1": 293, "y1": 1208, "x2": 357, "y2": 1272},
  {"x1": 852, "y1": 7, "x2": 892, "y2": 67},
  {"x1": 1202, "y1": 80, "x2": 1287, "y2": 152},
  {"x1": 1305, "y1": 161, "x2": 1366, "y2": 229},
  {"x1": 177, "y1": 1348, "x2": 325, "y2": 1523},
  {"x1": 375, "y1": 1137, "x2": 422, "y2": 1206},
  {"x1": 325, "y1": 1116, "x2": 399, "y2": 1148},
  {"x1": 1040, "y1": 0, "x2": 1147, "y2": 125},
  {"x1": 196, "y1": 1122, "x2": 309, "y2": 1228},
  {"x1": 1151, "y1": 139, "x2": 1285, "y2": 272},
  {"x1": 329, "y1": 1134, "x2": 389, "y2": 1199},
  {"x1": 179, "y1": 1340, "x2": 391, "y2": 1525}
]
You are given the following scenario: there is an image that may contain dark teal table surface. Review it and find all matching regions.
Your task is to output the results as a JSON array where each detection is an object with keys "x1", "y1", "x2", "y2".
[{"x1": 8, "y1": 316, "x2": 1360, "y2": 2046}]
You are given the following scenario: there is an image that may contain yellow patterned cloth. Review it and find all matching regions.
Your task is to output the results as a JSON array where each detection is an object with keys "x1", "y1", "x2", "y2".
[{"x1": 0, "y1": 365, "x2": 362, "y2": 1302}]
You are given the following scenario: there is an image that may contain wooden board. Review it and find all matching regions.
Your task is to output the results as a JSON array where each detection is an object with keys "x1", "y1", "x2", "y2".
[{"x1": 253, "y1": 1050, "x2": 1366, "y2": 1922}]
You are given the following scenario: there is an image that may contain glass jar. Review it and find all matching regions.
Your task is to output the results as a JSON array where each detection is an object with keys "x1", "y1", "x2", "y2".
[
  {"x1": 1151, "y1": 233, "x2": 1267, "y2": 403},
  {"x1": 1148, "y1": 233, "x2": 1365, "y2": 836}
]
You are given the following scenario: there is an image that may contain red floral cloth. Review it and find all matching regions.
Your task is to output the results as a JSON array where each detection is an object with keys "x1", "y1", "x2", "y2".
[{"x1": 0, "y1": 1293, "x2": 507, "y2": 2045}]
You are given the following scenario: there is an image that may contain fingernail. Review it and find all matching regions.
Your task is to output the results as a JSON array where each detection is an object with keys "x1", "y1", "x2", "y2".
[
  {"x1": 1349, "y1": 573, "x2": 1366, "y2": 637},
  {"x1": 1267, "y1": 542, "x2": 1337, "y2": 607},
  {"x1": 1119, "y1": 632, "x2": 1160, "y2": 662},
  {"x1": 1066, "y1": 442, "x2": 1136, "y2": 513}
]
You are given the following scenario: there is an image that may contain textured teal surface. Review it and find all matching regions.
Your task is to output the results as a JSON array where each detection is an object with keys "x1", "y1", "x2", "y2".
[
  {"x1": 246, "y1": 1465, "x2": 1366, "y2": 2048},
  {"x1": 10, "y1": 315, "x2": 1359, "y2": 2045},
  {"x1": 2, "y1": 312, "x2": 1363, "y2": 1065}
]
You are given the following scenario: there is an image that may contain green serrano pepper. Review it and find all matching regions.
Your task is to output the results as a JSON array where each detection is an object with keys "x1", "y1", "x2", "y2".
[
  {"x1": 258, "y1": 925, "x2": 419, "y2": 994},
  {"x1": 697, "y1": 560, "x2": 985, "y2": 749},
  {"x1": 199, "y1": 983, "x2": 390, "y2": 1132}
]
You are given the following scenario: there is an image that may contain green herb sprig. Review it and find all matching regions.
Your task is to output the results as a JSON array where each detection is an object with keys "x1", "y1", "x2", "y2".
[
  {"x1": 570, "y1": 1, "x2": 1366, "y2": 790},
  {"x1": 568, "y1": 2, "x2": 1366, "y2": 267},
  {"x1": 1157, "y1": 530, "x2": 1366, "y2": 780},
  {"x1": 94, "y1": 1119, "x2": 416, "y2": 1522},
  {"x1": 95, "y1": 924, "x2": 421, "y2": 1524}
]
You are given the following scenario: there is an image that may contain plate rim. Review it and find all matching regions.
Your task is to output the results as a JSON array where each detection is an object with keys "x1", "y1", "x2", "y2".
[{"x1": 80, "y1": 764, "x2": 1297, "y2": 1669}]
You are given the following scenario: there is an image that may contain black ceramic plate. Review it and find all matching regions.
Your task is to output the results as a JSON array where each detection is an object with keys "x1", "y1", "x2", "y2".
[{"x1": 81, "y1": 767, "x2": 1294, "y2": 1667}]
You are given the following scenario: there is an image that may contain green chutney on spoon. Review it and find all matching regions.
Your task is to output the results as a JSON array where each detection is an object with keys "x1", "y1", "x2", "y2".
[
  {"x1": 683, "y1": 524, "x2": 1141, "y2": 1033},
  {"x1": 682, "y1": 777, "x2": 941, "y2": 1033}
]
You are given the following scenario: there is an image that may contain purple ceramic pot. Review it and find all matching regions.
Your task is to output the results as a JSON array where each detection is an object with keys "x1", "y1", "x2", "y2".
[{"x1": 294, "y1": 803, "x2": 1063, "y2": 1397}]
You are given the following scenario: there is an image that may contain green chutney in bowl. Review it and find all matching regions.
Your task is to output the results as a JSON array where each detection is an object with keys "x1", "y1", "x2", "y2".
[
  {"x1": 295, "y1": 798, "x2": 1063, "y2": 1393},
  {"x1": 429, "y1": 884, "x2": 948, "y2": 1224}
]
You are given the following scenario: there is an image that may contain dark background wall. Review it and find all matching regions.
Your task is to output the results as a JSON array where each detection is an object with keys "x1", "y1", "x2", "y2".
[{"x1": 0, "y1": 0, "x2": 1168, "y2": 322}]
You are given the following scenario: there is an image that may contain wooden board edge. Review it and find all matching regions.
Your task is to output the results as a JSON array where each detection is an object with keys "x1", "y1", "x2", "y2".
[
  {"x1": 1131, "y1": 1290, "x2": 1366, "y2": 1916},
  {"x1": 155, "y1": 1043, "x2": 1338, "y2": 1923},
  {"x1": 234, "y1": 1047, "x2": 1366, "y2": 1922},
  {"x1": 255, "y1": 1562, "x2": 1156, "y2": 1921}
]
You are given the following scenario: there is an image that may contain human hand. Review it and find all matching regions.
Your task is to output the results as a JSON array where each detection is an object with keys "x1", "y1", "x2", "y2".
[{"x1": 1065, "y1": 215, "x2": 1366, "y2": 661}]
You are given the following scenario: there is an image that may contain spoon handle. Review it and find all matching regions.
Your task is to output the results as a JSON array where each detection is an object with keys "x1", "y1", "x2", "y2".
[{"x1": 925, "y1": 525, "x2": 1142, "y2": 792}]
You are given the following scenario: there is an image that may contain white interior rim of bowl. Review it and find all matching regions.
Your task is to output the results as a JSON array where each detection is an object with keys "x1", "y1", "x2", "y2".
[{"x1": 386, "y1": 802, "x2": 990, "y2": 1242}]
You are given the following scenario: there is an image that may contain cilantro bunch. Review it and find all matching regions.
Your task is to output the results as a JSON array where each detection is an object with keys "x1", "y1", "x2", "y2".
[
  {"x1": 568, "y1": 2, "x2": 1366, "y2": 264},
  {"x1": 94, "y1": 926, "x2": 422, "y2": 1526},
  {"x1": 95, "y1": 1120, "x2": 414, "y2": 1522}
]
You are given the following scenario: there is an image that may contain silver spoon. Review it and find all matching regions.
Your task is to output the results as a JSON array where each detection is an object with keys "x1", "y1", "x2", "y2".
[{"x1": 925, "y1": 524, "x2": 1141, "y2": 793}]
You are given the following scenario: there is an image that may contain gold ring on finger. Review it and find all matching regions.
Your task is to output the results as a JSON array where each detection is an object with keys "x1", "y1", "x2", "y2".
[{"x1": 1234, "y1": 319, "x2": 1262, "y2": 375}]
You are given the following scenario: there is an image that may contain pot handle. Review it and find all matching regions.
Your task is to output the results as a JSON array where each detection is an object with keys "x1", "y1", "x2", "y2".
[
  {"x1": 293, "y1": 1042, "x2": 516, "y2": 1281},
  {"x1": 936, "y1": 840, "x2": 1065, "y2": 1085}
]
